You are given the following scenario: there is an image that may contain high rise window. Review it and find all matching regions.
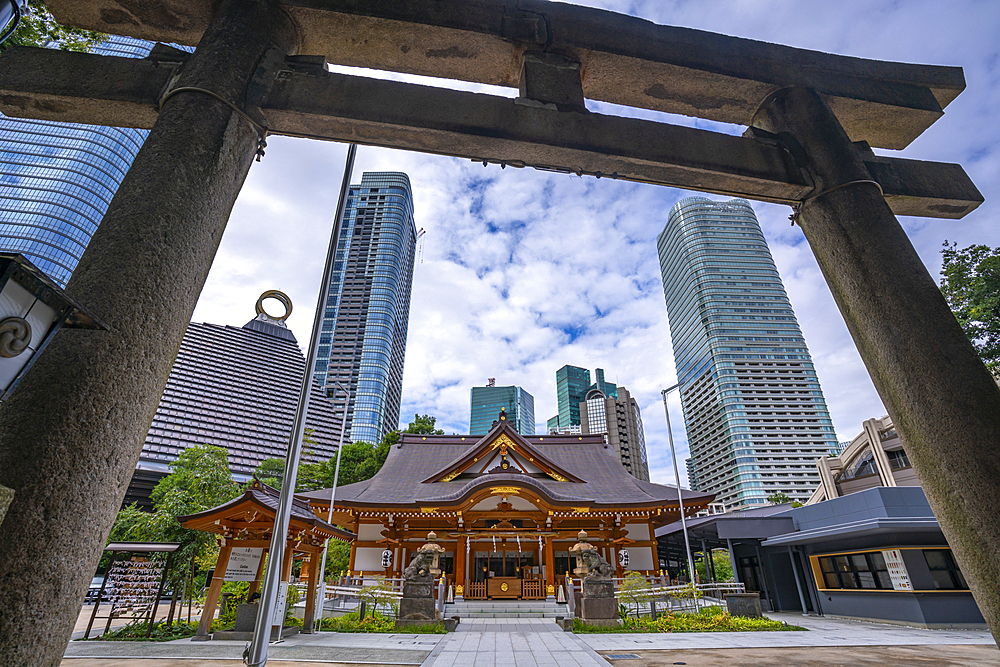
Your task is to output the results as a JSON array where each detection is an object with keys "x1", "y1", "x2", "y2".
[
  {"x1": 657, "y1": 197, "x2": 838, "y2": 506},
  {"x1": 313, "y1": 172, "x2": 416, "y2": 444}
]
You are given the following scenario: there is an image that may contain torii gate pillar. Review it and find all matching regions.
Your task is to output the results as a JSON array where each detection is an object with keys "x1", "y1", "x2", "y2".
[
  {"x1": 0, "y1": 1, "x2": 296, "y2": 664},
  {"x1": 753, "y1": 87, "x2": 1000, "y2": 642}
]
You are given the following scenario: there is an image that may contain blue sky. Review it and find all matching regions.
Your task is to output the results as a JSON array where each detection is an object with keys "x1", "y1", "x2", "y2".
[{"x1": 192, "y1": 0, "x2": 1000, "y2": 488}]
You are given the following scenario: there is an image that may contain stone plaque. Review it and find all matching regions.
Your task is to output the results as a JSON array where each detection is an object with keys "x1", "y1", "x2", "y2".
[{"x1": 726, "y1": 592, "x2": 762, "y2": 618}]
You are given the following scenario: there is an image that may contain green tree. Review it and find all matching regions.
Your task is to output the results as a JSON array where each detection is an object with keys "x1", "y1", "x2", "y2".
[
  {"x1": 940, "y1": 242, "x2": 1000, "y2": 377},
  {"x1": 405, "y1": 414, "x2": 444, "y2": 435},
  {"x1": 695, "y1": 550, "x2": 735, "y2": 583},
  {"x1": 765, "y1": 492, "x2": 802, "y2": 507},
  {"x1": 1, "y1": 1, "x2": 106, "y2": 51}
]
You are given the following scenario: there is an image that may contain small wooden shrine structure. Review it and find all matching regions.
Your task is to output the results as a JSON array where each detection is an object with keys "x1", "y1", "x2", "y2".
[
  {"x1": 300, "y1": 412, "x2": 714, "y2": 601},
  {"x1": 178, "y1": 479, "x2": 354, "y2": 637}
]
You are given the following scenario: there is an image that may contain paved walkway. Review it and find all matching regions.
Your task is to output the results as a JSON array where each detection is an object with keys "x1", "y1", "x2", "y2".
[{"x1": 422, "y1": 624, "x2": 610, "y2": 667}]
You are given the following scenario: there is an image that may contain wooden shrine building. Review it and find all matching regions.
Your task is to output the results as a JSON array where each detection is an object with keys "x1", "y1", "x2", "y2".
[
  {"x1": 301, "y1": 412, "x2": 714, "y2": 600},
  {"x1": 178, "y1": 479, "x2": 354, "y2": 637}
]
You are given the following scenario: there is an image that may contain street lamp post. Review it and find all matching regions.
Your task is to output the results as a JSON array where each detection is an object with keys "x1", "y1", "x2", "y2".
[
  {"x1": 312, "y1": 379, "x2": 349, "y2": 632},
  {"x1": 661, "y1": 383, "x2": 695, "y2": 584},
  {"x1": 247, "y1": 144, "x2": 357, "y2": 666}
]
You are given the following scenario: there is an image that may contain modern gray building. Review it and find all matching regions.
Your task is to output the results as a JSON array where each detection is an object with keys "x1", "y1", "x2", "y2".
[
  {"x1": 469, "y1": 383, "x2": 535, "y2": 436},
  {"x1": 0, "y1": 36, "x2": 153, "y2": 286},
  {"x1": 657, "y1": 196, "x2": 839, "y2": 507},
  {"x1": 126, "y1": 300, "x2": 344, "y2": 508},
  {"x1": 579, "y1": 385, "x2": 649, "y2": 481},
  {"x1": 313, "y1": 172, "x2": 417, "y2": 445}
]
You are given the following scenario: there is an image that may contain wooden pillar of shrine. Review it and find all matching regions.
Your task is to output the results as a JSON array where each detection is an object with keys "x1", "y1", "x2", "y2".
[
  {"x1": 302, "y1": 550, "x2": 321, "y2": 632},
  {"x1": 455, "y1": 535, "x2": 466, "y2": 598},
  {"x1": 196, "y1": 541, "x2": 233, "y2": 637}
]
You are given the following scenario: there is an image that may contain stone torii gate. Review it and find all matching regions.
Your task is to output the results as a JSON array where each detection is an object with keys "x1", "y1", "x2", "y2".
[{"x1": 0, "y1": 1, "x2": 995, "y2": 662}]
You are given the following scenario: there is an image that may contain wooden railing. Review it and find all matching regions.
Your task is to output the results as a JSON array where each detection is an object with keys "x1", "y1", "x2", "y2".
[
  {"x1": 466, "y1": 581, "x2": 487, "y2": 599},
  {"x1": 522, "y1": 580, "x2": 544, "y2": 599}
]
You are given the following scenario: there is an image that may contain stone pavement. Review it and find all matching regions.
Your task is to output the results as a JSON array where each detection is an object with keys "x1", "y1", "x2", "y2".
[
  {"x1": 422, "y1": 622, "x2": 611, "y2": 667},
  {"x1": 597, "y1": 645, "x2": 1000, "y2": 667},
  {"x1": 577, "y1": 612, "x2": 996, "y2": 651},
  {"x1": 63, "y1": 630, "x2": 443, "y2": 664}
]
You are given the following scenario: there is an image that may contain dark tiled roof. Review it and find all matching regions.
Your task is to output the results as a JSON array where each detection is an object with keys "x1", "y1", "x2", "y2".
[{"x1": 300, "y1": 422, "x2": 714, "y2": 510}]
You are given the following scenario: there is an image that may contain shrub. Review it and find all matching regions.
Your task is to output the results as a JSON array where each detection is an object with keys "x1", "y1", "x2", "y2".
[
  {"x1": 574, "y1": 607, "x2": 807, "y2": 633},
  {"x1": 80, "y1": 620, "x2": 197, "y2": 642}
]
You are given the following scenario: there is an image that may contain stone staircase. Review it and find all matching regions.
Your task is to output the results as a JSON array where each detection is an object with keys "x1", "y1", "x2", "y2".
[{"x1": 444, "y1": 600, "x2": 568, "y2": 619}]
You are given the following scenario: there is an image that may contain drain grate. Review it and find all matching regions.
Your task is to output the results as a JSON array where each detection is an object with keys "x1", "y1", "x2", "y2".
[{"x1": 605, "y1": 654, "x2": 641, "y2": 660}]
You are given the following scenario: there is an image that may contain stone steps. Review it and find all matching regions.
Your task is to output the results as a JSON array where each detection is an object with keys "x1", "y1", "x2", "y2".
[{"x1": 445, "y1": 601, "x2": 569, "y2": 618}]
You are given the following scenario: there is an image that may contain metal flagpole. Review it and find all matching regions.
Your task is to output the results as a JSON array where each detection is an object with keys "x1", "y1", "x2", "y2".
[
  {"x1": 312, "y1": 380, "x2": 350, "y2": 632},
  {"x1": 661, "y1": 384, "x2": 695, "y2": 584},
  {"x1": 247, "y1": 143, "x2": 357, "y2": 666}
]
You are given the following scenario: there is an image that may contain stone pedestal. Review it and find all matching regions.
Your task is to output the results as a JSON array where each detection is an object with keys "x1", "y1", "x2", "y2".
[
  {"x1": 579, "y1": 579, "x2": 620, "y2": 627},
  {"x1": 725, "y1": 593, "x2": 762, "y2": 618},
  {"x1": 396, "y1": 581, "x2": 439, "y2": 628}
]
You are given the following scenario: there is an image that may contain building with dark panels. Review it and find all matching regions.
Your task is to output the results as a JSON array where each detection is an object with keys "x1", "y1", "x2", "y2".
[
  {"x1": 313, "y1": 172, "x2": 416, "y2": 445},
  {"x1": 0, "y1": 36, "x2": 154, "y2": 286},
  {"x1": 469, "y1": 383, "x2": 535, "y2": 436},
  {"x1": 657, "y1": 196, "x2": 839, "y2": 508},
  {"x1": 656, "y1": 486, "x2": 985, "y2": 629},
  {"x1": 545, "y1": 366, "x2": 617, "y2": 433},
  {"x1": 579, "y1": 386, "x2": 649, "y2": 481},
  {"x1": 125, "y1": 301, "x2": 344, "y2": 508}
]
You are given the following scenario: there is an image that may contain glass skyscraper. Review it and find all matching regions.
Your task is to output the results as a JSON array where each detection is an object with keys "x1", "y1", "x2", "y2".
[
  {"x1": 469, "y1": 384, "x2": 535, "y2": 436},
  {"x1": 0, "y1": 36, "x2": 154, "y2": 286},
  {"x1": 546, "y1": 365, "x2": 617, "y2": 432},
  {"x1": 314, "y1": 172, "x2": 416, "y2": 445},
  {"x1": 657, "y1": 196, "x2": 838, "y2": 507}
]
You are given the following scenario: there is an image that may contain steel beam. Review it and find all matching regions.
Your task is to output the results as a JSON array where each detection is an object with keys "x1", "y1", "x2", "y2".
[
  {"x1": 0, "y1": 48, "x2": 982, "y2": 219},
  {"x1": 45, "y1": 0, "x2": 964, "y2": 149}
]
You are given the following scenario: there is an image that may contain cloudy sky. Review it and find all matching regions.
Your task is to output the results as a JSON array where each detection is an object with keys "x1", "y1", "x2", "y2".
[{"x1": 191, "y1": 0, "x2": 1000, "y2": 487}]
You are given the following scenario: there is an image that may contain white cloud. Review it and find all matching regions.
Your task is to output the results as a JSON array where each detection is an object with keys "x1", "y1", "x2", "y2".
[{"x1": 193, "y1": 1, "x2": 1000, "y2": 487}]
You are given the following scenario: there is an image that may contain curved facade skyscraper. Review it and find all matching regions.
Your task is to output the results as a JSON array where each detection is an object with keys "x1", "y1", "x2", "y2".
[
  {"x1": 314, "y1": 172, "x2": 416, "y2": 445},
  {"x1": 657, "y1": 196, "x2": 838, "y2": 507},
  {"x1": 0, "y1": 36, "x2": 153, "y2": 286}
]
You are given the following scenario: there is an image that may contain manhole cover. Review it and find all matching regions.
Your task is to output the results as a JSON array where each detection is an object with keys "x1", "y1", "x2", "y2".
[{"x1": 605, "y1": 654, "x2": 641, "y2": 660}]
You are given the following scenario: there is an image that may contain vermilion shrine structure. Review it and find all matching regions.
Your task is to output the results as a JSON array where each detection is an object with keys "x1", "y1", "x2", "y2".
[
  {"x1": 301, "y1": 412, "x2": 713, "y2": 600},
  {"x1": 0, "y1": 1, "x2": 996, "y2": 663}
]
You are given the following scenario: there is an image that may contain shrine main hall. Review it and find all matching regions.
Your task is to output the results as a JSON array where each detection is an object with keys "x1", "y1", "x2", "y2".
[{"x1": 302, "y1": 412, "x2": 713, "y2": 600}]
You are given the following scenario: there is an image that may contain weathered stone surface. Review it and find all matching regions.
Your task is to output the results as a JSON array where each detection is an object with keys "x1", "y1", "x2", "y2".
[
  {"x1": 235, "y1": 603, "x2": 259, "y2": 632},
  {"x1": 752, "y1": 86, "x2": 1000, "y2": 645},
  {"x1": 726, "y1": 593, "x2": 762, "y2": 618},
  {"x1": 579, "y1": 596, "x2": 619, "y2": 621},
  {"x1": 0, "y1": 1, "x2": 296, "y2": 665},
  {"x1": 398, "y1": 597, "x2": 436, "y2": 621},
  {"x1": 582, "y1": 580, "x2": 615, "y2": 599},
  {"x1": 43, "y1": 0, "x2": 965, "y2": 148}
]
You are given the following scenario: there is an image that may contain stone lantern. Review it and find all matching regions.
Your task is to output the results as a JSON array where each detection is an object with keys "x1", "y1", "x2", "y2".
[{"x1": 0, "y1": 253, "x2": 105, "y2": 401}]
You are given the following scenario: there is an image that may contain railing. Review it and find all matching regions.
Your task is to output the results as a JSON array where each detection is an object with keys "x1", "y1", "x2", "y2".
[
  {"x1": 614, "y1": 581, "x2": 745, "y2": 614},
  {"x1": 466, "y1": 581, "x2": 487, "y2": 599},
  {"x1": 522, "y1": 580, "x2": 543, "y2": 599}
]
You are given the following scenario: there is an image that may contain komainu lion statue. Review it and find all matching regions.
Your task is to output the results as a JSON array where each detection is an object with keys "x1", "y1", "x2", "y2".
[{"x1": 403, "y1": 550, "x2": 436, "y2": 582}]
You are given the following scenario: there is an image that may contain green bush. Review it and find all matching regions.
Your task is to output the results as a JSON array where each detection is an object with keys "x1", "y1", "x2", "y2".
[
  {"x1": 319, "y1": 611, "x2": 445, "y2": 634},
  {"x1": 574, "y1": 607, "x2": 807, "y2": 633},
  {"x1": 80, "y1": 620, "x2": 197, "y2": 642}
]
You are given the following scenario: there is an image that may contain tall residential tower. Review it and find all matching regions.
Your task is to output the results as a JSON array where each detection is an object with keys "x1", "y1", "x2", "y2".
[
  {"x1": 314, "y1": 172, "x2": 417, "y2": 445},
  {"x1": 0, "y1": 36, "x2": 154, "y2": 286},
  {"x1": 657, "y1": 197, "x2": 838, "y2": 506},
  {"x1": 580, "y1": 385, "x2": 649, "y2": 480}
]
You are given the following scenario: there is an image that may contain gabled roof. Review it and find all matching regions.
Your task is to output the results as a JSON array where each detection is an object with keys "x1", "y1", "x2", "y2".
[
  {"x1": 423, "y1": 416, "x2": 583, "y2": 484},
  {"x1": 299, "y1": 416, "x2": 715, "y2": 517},
  {"x1": 177, "y1": 479, "x2": 354, "y2": 543}
]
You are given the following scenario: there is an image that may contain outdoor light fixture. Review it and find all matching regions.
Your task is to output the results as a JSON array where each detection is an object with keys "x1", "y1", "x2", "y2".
[{"x1": 0, "y1": 253, "x2": 105, "y2": 401}]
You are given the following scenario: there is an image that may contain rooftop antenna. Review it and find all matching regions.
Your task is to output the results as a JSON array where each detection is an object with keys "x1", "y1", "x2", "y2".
[
  {"x1": 416, "y1": 227, "x2": 426, "y2": 263},
  {"x1": 487, "y1": 378, "x2": 495, "y2": 387}
]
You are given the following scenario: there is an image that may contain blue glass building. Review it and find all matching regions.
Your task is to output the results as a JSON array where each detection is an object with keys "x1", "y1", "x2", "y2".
[
  {"x1": 657, "y1": 196, "x2": 838, "y2": 507},
  {"x1": 469, "y1": 384, "x2": 535, "y2": 436},
  {"x1": 314, "y1": 172, "x2": 416, "y2": 445},
  {"x1": 0, "y1": 36, "x2": 153, "y2": 286}
]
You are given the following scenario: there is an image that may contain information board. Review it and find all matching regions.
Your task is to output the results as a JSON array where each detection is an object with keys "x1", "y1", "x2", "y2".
[
  {"x1": 273, "y1": 581, "x2": 288, "y2": 625},
  {"x1": 224, "y1": 547, "x2": 263, "y2": 582},
  {"x1": 882, "y1": 549, "x2": 912, "y2": 590}
]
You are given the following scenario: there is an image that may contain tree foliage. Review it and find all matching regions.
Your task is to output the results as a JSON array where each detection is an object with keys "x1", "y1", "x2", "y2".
[
  {"x1": 940, "y1": 242, "x2": 1000, "y2": 377},
  {"x1": 1, "y1": 0, "x2": 106, "y2": 51}
]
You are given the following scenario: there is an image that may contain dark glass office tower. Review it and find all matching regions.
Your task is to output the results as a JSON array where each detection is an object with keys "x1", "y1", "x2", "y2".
[
  {"x1": 0, "y1": 36, "x2": 153, "y2": 286},
  {"x1": 469, "y1": 384, "x2": 535, "y2": 435},
  {"x1": 314, "y1": 172, "x2": 416, "y2": 445},
  {"x1": 546, "y1": 365, "x2": 617, "y2": 432},
  {"x1": 657, "y1": 196, "x2": 838, "y2": 507}
]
